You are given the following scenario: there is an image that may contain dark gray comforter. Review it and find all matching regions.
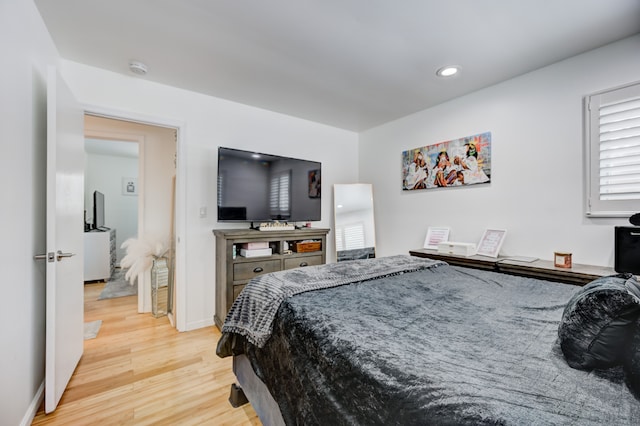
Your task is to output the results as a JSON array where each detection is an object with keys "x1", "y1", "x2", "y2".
[
  {"x1": 223, "y1": 260, "x2": 640, "y2": 425},
  {"x1": 218, "y1": 255, "x2": 444, "y2": 349}
]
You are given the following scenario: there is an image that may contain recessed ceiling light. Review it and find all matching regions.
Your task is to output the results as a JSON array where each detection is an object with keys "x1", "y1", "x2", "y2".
[
  {"x1": 436, "y1": 66, "x2": 460, "y2": 77},
  {"x1": 129, "y1": 61, "x2": 148, "y2": 76}
]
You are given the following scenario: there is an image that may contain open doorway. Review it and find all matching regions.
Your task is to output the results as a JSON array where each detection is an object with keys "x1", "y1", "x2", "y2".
[
  {"x1": 84, "y1": 138, "x2": 139, "y2": 265},
  {"x1": 83, "y1": 114, "x2": 178, "y2": 325}
]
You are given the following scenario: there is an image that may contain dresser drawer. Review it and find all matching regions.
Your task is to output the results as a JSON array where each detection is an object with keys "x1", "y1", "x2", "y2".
[
  {"x1": 283, "y1": 255, "x2": 323, "y2": 270},
  {"x1": 233, "y1": 284, "x2": 246, "y2": 301},
  {"x1": 233, "y1": 259, "x2": 281, "y2": 281}
]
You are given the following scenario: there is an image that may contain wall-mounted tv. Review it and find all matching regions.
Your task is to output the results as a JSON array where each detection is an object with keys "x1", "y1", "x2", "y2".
[{"x1": 217, "y1": 147, "x2": 321, "y2": 223}]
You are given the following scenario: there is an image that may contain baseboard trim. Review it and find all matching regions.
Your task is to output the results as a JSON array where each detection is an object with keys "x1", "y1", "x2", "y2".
[
  {"x1": 183, "y1": 317, "x2": 214, "y2": 332},
  {"x1": 20, "y1": 380, "x2": 44, "y2": 426}
]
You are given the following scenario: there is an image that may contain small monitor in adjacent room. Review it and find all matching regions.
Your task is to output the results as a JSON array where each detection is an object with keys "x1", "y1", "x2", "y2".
[{"x1": 93, "y1": 190, "x2": 106, "y2": 230}]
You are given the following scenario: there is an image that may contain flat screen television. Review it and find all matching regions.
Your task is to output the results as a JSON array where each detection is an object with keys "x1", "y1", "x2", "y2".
[
  {"x1": 93, "y1": 190, "x2": 106, "y2": 230},
  {"x1": 217, "y1": 147, "x2": 321, "y2": 223}
]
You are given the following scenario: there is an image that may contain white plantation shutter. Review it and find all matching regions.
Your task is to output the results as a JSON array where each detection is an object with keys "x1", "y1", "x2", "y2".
[
  {"x1": 217, "y1": 170, "x2": 225, "y2": 206},
  {"x1": 335, "y1": 223, "x2": 365, "y2": 251},
  {"x1": 599, "y1": 98, "x2": 640, "y2": 200},
  {"x1": 344, "y1": 224, "x2": 365, "y2": 250},
  {"x1": 335, "y1": 229, "x2": 344, "y2": 251},
  {"x1": 269, "y1": 170, "x2": 291, "y2": 217},
  {"x1": 586, "y1": 81, "x2": 640, "y2": 217}
]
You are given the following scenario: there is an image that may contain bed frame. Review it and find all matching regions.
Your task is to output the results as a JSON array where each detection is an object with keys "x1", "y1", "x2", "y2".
[
  {"x1": 231, "y1": 354, "x2": 285, "y2": 426},
  {"x1": 224, "y1": 255, "x2": 442, "y2": 425}
]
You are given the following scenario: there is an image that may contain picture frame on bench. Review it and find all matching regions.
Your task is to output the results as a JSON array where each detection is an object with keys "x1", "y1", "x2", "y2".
[{"x1": 476, "y1": 228, "x2": 507, "y2": 258}]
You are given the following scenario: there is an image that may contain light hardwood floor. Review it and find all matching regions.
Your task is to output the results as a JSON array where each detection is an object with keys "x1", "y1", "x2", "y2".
[{"x1": 32, "y1": 281, "x2": 260, "y2": 425}]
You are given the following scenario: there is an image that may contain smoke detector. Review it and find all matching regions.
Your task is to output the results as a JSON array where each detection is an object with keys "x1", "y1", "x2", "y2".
[{"x1": 129, "y1": 61, "x2": 148, "y2": 76}]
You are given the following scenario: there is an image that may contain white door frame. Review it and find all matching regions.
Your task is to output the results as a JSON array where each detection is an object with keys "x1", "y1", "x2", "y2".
[{"x1": 83, "y1": 104, "x2": 188, "y2": 331}]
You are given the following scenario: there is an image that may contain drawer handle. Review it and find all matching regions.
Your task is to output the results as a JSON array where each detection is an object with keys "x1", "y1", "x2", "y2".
[
  {"x1": 253, "y1": 267, "x2": 264, "y2": 273},
  {"x1": 299, "y1": 262, "x2": 308, "y2": 267}
]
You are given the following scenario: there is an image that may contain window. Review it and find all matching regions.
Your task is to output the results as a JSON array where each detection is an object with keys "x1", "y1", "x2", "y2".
[
  {"x1": 335, "y1": 223, "x2": 365, "y2": 251},
  {"x1": 343, "y1": 224, "x2": 365, "y2": 250},
  {"x1": 585, "y1": 81, "x2": 640, "y2": 217},
  {"x1": 217, "y1": 170, "x2": 225, "y2": 207},
  {"x1": 269, "y1": 170, "x2": 291, "y2": 218}
]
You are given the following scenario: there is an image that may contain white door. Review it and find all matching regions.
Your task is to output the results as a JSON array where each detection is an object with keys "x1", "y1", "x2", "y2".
[{"x1": 44, "y1": 66, "x2": 85, "y2": 413}]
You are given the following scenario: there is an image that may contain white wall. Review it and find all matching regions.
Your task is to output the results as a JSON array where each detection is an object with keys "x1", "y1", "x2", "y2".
[
  {"x1": 0, "y1": 0, "x2": 60, "y2": 424},
  {"x1": 60, "y1": 61, "x2": 360, "y2": 331},
  {"x1": 85, "y1": 151, "x2": 139, "y2": 263},
  {"x1": 360, "y1": 35, "x2": 640, "y2": 267}
]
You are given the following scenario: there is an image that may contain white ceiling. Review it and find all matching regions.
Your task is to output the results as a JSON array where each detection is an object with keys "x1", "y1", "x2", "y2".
[{"x1": 35, "y1": 0, "x2": 640, "y2": 132}]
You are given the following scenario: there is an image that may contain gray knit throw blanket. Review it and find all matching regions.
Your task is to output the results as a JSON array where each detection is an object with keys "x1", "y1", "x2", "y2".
[{"x1": 220, "y1": 255, "x2": 445, "y2": 348}]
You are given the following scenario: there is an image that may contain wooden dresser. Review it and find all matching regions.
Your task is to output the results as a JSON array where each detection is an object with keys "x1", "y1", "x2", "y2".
[{"x1": 213, "y1": 227, "x2": 330, "y2": 329}]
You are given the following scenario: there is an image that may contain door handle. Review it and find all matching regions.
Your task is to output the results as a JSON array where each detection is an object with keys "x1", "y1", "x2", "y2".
[
  {"x1": 56, "y1": 250, "x2": 76, "y2": 261},
  {"x1": 34, "y1": 252, "x2": 55, "y2": 262}
]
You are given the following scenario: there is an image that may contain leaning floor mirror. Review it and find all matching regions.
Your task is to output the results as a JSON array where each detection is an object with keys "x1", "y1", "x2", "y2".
[{"x1": 334, "y1": 183, "x2": 376, "y2": 261}]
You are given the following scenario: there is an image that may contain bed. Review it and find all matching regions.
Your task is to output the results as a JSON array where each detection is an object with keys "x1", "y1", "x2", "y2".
[{"x1": 216, "y1": 255, "x2": 640, "y2": 425}]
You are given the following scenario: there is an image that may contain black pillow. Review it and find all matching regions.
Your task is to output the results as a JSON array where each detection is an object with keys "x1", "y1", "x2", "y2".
[
  {"x1": 625, "y1": 322, "x2": 640, "y2": 398},
  {"x1": 558, "y1": 273, "x2": 640, "y2": 370}
]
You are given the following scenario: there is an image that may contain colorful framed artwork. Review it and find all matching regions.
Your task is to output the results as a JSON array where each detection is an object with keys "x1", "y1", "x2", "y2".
[{"x1": 402, "y1": 132, "x2": 491, "y2": 191}]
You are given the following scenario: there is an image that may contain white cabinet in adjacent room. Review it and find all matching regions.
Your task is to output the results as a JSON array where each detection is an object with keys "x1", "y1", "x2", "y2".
[{"x1": 84, "y1": 228, "x2": 116, "y2": 281}]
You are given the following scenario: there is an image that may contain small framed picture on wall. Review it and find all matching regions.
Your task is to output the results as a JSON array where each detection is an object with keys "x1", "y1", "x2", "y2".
[
  {"x1": 122, "y1": 177, "x2": 138, "y2": 196},
  {"x1": 308, "y1": 169, "x2": 320, "y2": 198}
]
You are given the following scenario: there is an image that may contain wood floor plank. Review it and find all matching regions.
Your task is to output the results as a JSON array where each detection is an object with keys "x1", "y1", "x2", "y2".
[{"x1": 31, "y1": 281, "x2": 260, "y2": 425}]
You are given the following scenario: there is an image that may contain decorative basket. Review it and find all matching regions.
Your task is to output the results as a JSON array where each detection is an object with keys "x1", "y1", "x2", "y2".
[{"x1": 292, "y1": 242, "x2": 322, "y2": 253}]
